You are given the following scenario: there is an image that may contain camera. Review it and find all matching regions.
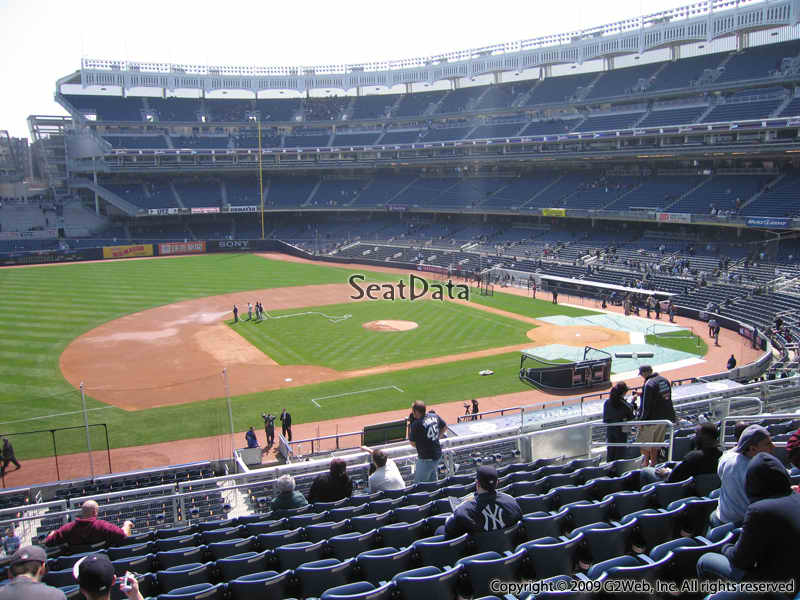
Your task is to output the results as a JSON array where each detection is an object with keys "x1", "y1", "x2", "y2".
[{"x1": 118, "y1": 573, "x2": 136, "y2": 593}]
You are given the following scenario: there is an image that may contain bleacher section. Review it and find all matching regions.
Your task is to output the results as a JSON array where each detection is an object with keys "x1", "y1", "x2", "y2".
[
  {"x1": 743, "y1": 173, "x2": 800, "y2": 217},
  {"x1": 585, "y1": 62, "x2": 663, "y2": 99},
  {"x1": 173, "y1": 181, "x2": 222, "y2": 208},
  {"x1": 637, "y1": 106, "x2": 707, "y2": 128},
  {"x1": 701, "y1": 98, "x2": 782, "y2": 122},
  {"x1": 715, "y1": 39, "x2": 800, "y2": 83},
  {"x1": 62, "y1": 95, "x2": 144, "y2": 122}
]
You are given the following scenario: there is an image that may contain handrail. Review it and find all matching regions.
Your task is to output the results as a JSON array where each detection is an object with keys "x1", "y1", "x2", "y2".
[
  {"x1": 719, "y1": 412, "x2": 799, "y2": 449},
  {"x1": 590, "y1": 419, "x2": 675, "y2": 461}
]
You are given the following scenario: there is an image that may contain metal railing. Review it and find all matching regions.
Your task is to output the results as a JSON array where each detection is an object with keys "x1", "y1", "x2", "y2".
[{"x1": 719, "y1": 413, "x2": 800, "y2": 450}]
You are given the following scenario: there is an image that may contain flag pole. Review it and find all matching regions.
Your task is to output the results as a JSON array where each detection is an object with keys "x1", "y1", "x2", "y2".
[{"x1": 258, "y1": 120, "x2": 264, "y2": 240}]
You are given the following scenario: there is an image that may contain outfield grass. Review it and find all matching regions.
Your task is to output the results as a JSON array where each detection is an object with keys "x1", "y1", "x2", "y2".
[
  {"x1": 645, "y1": 330, "x2": 708, "y2": 356},
  {"x1": 0, "y1": 254, "x2": 604, "y2": 460},
  {"x1": 228, "y1": 299, "x2": 534, "y2": 370}
]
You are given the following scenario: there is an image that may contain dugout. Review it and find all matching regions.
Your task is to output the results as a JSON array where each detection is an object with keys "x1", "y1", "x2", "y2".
[{"x1": 519, "y1": 346, "x2": 612, "y2": 391}]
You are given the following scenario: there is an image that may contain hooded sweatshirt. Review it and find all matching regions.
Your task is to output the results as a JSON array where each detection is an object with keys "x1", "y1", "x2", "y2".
[{"x1": 722, "y1": 452, "x2": 800, "y2": 586}]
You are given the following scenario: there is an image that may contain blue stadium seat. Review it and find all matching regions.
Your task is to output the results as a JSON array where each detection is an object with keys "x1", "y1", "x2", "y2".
[
  {"x1": 295, "y1": 557, "x2": 355, "y2": 598},
  {"x1": 111, "y1": 553, "x2": 155, "y2": 575},
  {"x1": 522, "y1": 510, "x2": 569, "y2": 541},
  {"x1": 156, "y1": 562, "x2": 212, "y2": 592},
  {"x1": 575, "y1": 519, "x2": 636, "y2": 566},
  {"x1": 243, "y1": 519, "x2": 287, "y2": 536},
  {"x1": 412, "y1": 533, "x2": 470, "y2": 569},
  {"x1": 43, "y1": 567, "x2": 79, "y2": 588},
  {"x1": 621, "y1": 504, "x2": 686, "y2": 552},
  {"x1": 155, "y1": 546, "x2": 207, "y2": 570},
  {"x1": 563, "y1": 497, "x2": 614, "y2": 528},
  {"x1": 206, "y1": 537, "x2": 256, "y2": 560},
  {"x1": 275, "y1": 540, "x2": 326, "y2": 570},
  {"x1": 356, "y1": 546, "x2": 415, "y2": 586},
  {"x1": 256, "y1": 528, "x2": 303, "y2": 550},
  {"x1": 516, "y1": 533, "x2": 583, "y2": 579},
  {"x1": 320, "y1": 581, "x2": 395, "y2": 600},
  {"x1": 391, "y1": 565, "x2": 463, "y2": 600},
  {"x1": 608, "y1": 489, "x2": 653, "y2": 518},
  {"x1": 349, "y1": 511, "x2": 392, "y2": 534},
  {"x1": 456, "y1": 548, "x2": 526, "y2": 597},
  {"x1": 328, "y1": 529, "x2": 378, "y2": 560},
  {"x1": 108, "y1": 542, "x2": 154, "y2": 560},
  {"x1": 155, "y1": 534, "x2": 200, "y2": 552},
  {"x1": 392, "y1": 502, "x2": 434, "y2": 523},
  {"x1": 214, "y1": 550, "x2": 270, "y2": 581},
  {"x1": 649, "y1": 531, "x2": 734, "y2": 585},
  {"x1": 227, "y1": 570, "x2": 291, "y2": 600},
  {"x1": 377, "y1": 519, "x2": 426, "y2": 549},
  {"x1": 157, "y1": 525, "x2": 195, "y2": 539},
  {"x1": 157, "y1": 582, "x2": 226, "y2": 600},
  {"x1": 201, "y1": 526, "x2": 242, "y2": 544},
  {"x1": 304, "y1": 519, "x2": 349, "y2": 543}
]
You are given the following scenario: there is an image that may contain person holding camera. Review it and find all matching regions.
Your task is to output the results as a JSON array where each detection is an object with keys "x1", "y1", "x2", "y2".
[{"x1": 74, "y1": 554, "x2": 144, "y2": 600}]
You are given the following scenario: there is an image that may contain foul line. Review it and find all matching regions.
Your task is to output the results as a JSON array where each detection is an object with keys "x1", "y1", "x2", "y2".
[
  {"x1": 0, "y1": 406, "x2": 114, "y2": 427},
  {"x1": 310, "y1": 385, "x2": 404, "y2": 408}
]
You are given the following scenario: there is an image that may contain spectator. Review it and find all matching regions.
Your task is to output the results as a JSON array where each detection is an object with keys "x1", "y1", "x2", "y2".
[
  {"x1": 76, "y1": 553, "x2": 144, "y2": 600},
  {"x1": 697, "y1": 452, "x2": 800, "y2": 592},
  {"x1": 726, "y1": 354, "x2": 736, "y2": 370},
  {"x1": 308, "y1": 458, "x2": 353, "y2": 503},
  {"x1": 2, "y1": 526, "x2": 20, "y2": 556},
  {"x1": 0, "y1": 545, "x2": 66, "y2": 600},
  {"x1": 270, "y1": 475, "x2": 308, "y2": 510},
  {"x1": 245, "y1": 426, "x2": 259, "y2": 449},
  {"x1": 712, "y1": 424, "x2": 775, "y2": 528},
  {"x1": 787, "y1": 427, "x2": 800, "y2": 476},
  {"x1": 442, "y1": 466, "x2": 522, "y2": 539},
  {"x1": 641, "y1": 423, "x2": 722, "y2": 485},
  {"x1": 602, "y1": 382, "x2": 634, "y2": 461},
  {"x1": 44, "y1": 500, "x2": 133, "y2": 548},
  {"x1": 636, "y1": 365, "x2": 675, "y2": 467},
  {"x1": 362, "y1": 446, "x2": 405, "y2": 493},
  {"x1": 408, "y1": 400, "x2": 447, "y2": 482}
]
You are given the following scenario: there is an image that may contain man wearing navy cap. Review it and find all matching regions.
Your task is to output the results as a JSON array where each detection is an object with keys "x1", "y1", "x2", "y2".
[
  {"x1": 712, "y1": 424, "x2": 775, "y2": 527},
  {"x1": 75, "y1": 554, "x2": 143, "y2": 600},
  {"x1": 0, "y1": 545, "x2": 66, "y2": 600},
  {"x1": 442, "y1": 466, "x2": 521, "y2": 539}
]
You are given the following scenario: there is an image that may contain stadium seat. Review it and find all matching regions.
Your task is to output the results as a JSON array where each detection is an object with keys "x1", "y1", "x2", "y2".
[
  {"x1": 112, "y1": 553, "x2": 155, "y2": 575},
  {"x1": 328, "y1": 529, "x2": 378, "y2": 560},
  {"x1": 155, "y1": 534, "x2": 200, "y2": 552},
  {"x1": 155, "y1": 546, "x2": 207, "y2": 570},
  {"x1": 377, "y1": 519, "x2": 426, "y2": 549},
  {"x1": 275, "y1": 540, "x2": 326, "y2": 570},
  {"x1": 305, "y1": 519, "x2": 349, "y2": 542},
  {"x1": 157, "y1": 525, "x2": 195, "y2": 539},
  {"x1": 516, "y1": 533, "x2": 583, "y2": 579},
  {"x1": 456, "y1": 548, "x2": 526, "y2": 597},
  {"x1": 608, "y1": 489, "x2": 653, "y2": 518},
  {"x1": 391, "y1": 565, "x2": 463, "y2": 600},
  {"x1": 287, "y1": 511, "x2": 329, "y2": 528},
  {"x1": 198, "y1": 519, "x2": 236, "y2": 531},
  {"x1": 295, "y1": 557, "x2": 355, "y2": 598},
  {"x1": 43, "y1": 567, "x2": 80, "y2": 588},
  {"x1": 574, "y1": 464, "x2": 612, "y2": 484},
  {"x1": 367, "y1": 498, "x2": 403, "y2": 513},
  {"x1": 563, "y1": 497, "x2": 614, "y2": 528},
  {"x1": 320, "y1": 581, "x2": 395, "y2": 600},
  {"x1": 243, "y1": 519, "x2": 287, "y2": 536},
  {"x1": 349, "y1": 511, "x2": 392, "y2": 534},
  {"x1": 668, "y1": 496, "x2": 718, "y2": 535},
  {"x1": 646, "y1": 478, "x2": 695, "y2": 508},
  {"x1": 207, "y1": 537, "x2": 256, "y2": 560},
  {"x1": 392, "y1": 501, "x2": 434, "y2": 523},
  {"x1": 517, "y1": 493, "x2": 555, "y2": 514},
  {"x1": 329, "y1": 504, "x2": 367, "y2": 521},
  {"x1": 621, "y1": 504, "x2": 686, "y2": 551},
  {"x1": 356, "y1": 546, "x2": 415, "y2": 586},
  {"x1": 590, "y1": 473, "x2": 636, "y2": 499},
  {"x1": 214, "y1": 550, "x2": 270, "y2": 581},
  {"x1": 609, "y1": 457, "x2": 644, "y2": 476},
  {"x1": 108, "y1": 542, "x2": 154, "y2": 560},
  {"x1": 522, "y1": 510, "x2": 569, "y2": 541},
  {"x1": 227, "y1": 570, "x2": 291, "y2": 600},
  {"x1": 578, "y1": 518, "x2": 637, "y2": 566},
  {"x1": 553, "y1": 483, "x2": 595, "y2": 507},
  {"x1": 649, "y1": 531, "x2": 734, "y2": 585},
  {"x1": 156, "y1": 562, "x2": 212, "y2": 592},
  {"x1": 693, "y1": 473, "x2": 721, "y2": 497},
  {"x1": 412, "y1": 533, "x2": 470, "y2": 569},
  {"x1": 157, "y1": 582, "x2": 226, "y2": 600},
  {"x1": 256, "y1": 528, "x2": 303, "y2": 550}
]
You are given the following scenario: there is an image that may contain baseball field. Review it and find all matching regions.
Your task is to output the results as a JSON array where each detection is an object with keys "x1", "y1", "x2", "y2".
[{"x1": 0, "y1": 252, "x2": 710, "y2": 468}]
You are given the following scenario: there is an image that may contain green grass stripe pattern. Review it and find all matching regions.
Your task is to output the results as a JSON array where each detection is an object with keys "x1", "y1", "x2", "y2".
[{"x1": 645, "y1": 330, "x2": 708, "y2": 356}]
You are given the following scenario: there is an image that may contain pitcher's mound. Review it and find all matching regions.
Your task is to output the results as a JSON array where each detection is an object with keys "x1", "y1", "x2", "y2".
[{"x1": 363, "y1": 320, "x2": 419, "y2": 332}]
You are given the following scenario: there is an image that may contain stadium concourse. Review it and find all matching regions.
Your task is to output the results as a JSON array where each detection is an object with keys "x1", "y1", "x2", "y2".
[{"x1": 3, "y1": 253, "x2": 761, "y2": 489}]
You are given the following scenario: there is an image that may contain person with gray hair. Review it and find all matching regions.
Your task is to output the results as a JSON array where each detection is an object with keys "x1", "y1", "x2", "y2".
[{"x1": 270, "y1": 474, "x2": 308, "y2": 511}]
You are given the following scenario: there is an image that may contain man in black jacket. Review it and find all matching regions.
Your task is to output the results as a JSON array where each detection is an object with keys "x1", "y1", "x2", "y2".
[
  {"x1": 442, "y1": 466, "x2": 522, "y2": 539},
  {"x1": 697, "y1": 452, "x2": 800, "y2": 595},
  {"x1": 636, "y1": 365, "x2": 675, "y2": 467}
]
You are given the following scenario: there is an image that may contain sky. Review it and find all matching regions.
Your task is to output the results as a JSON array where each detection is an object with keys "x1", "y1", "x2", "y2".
[{"x1": 1, "y1": 0, "x2": 694, "y2": 138}]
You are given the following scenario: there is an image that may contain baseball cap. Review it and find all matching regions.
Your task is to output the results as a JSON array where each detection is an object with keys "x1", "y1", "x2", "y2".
[
  {"x1": 476, "y1": 465, "x2": 498, "y2": 492},
  {"x1": 73, "y1": 554, "x2": 115, "y2": 594},
  {"x1": 735, "y1": 424, "x2": 770, "y2": 453},
  {"x1": 638, "y1": 365, "x2": 653, "y2": 375},
  {"x1": 9, "y1": 545, "x2": 46, "y2": 566}
]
